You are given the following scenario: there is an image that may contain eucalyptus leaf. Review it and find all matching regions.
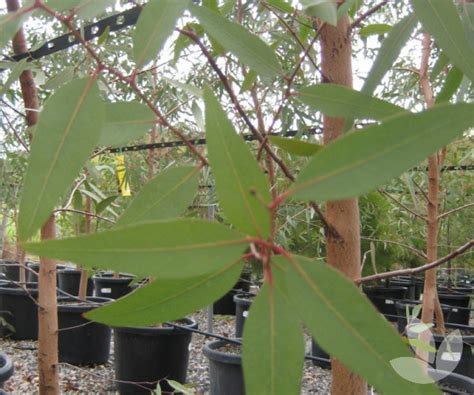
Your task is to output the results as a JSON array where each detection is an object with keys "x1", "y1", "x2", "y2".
[
  {"x1": 292, "y1": 103, "x2": 474, "y2": 202},
  {"x1": 133, "y1": 0, "x2": 189, "y2": 67},
  {"x1": 285, "y1": 255, "x2": 439, "y2": 395},
  {"x1": 298, "y1": 84, "x2": 407, "y2": 121},
  {"x1": 86, "y1": 259, "x2": 243, "y2": 326},
  {"x1": 191, "y1": 5, "x2": 282, "y2": 79},
  {"x1": 359, "y1": 23, "x2": 392, "y2": 38},
  {"x1": 24, "y1": 219, "x2": 247, "y2": 278},
  {"x1": 99, "y1": 102, "x2": 156, "y2": 147},
  {"x1": 435, "y1": 66, "x2": 463, "y2": 104},
  {"x1": 269, "y1": 136, "x2": 322, "y2": 157},
  {"x1": 243, "y1": 273, "x2": 304, "y2": 395},
  {"x1": 204, "y1": 88, "x2": 272, "y2": 238},
  {"x1": 18, "y1": 78, "x2": 104, "y2": 241},
  {"x1": 412, "y1": 0, "x2": 474, "y2": 83},
  {"x1": 43, "y1": 66, "x2": 75, "y2": 91},
  {"x1": 301, "y1": 1, "x2": 337, "y2": 26},
  {"x1": 116, "y1": 166, "x2": 199, "y2": 226},
  {"x1": 362, "y1": 15, "x2": 417, "y2": 95},
  {"x1": 0, "y1": 59, "x2": 30, "y2": 97},
  {"x1": 0, "y1": 8, "x2": 31, "y2": 51}
]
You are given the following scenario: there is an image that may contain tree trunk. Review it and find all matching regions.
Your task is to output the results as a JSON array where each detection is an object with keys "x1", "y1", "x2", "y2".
[
  {"x1": 6, "y1": 0, "x2": 60, "y2": 393},
  {"x1": 419, "y1": 33, "x2": 444, "y2": 333},
  {"x1": 38, "y1": 215, "x2": 59, "y2": 393},
  {"x1": 319, "y1": 15, "x2": 367, "y2": 395},
  {"x1": 0, "y1": 208, "x2": 9, "y2": 257}
]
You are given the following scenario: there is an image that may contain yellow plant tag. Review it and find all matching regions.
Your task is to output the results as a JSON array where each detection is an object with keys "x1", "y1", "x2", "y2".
[{"x1": 115, "y1": 155, "x2": 131, "y2": 197}]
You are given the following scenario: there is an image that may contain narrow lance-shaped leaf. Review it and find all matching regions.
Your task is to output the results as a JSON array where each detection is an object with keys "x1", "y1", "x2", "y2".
[
  {"x1": 243, "y1": 268, "x2": 304, "y2": 395},
  {"x1": 99, "y1": 102, "x2": 156, "y2": 147},
  {"x1": 298, "y1": 84, "x2": 408, "y2": 121},
  {"x1": 301, "y1": 1, "x2": 337, "y2": 26},
  {"x1": 0, "y1": 8, "x2": 31, "y2": 51},
  {"x1": 191, "y1": 5, "x2": 282, "y2": 79},
  {"x1": 24, "y1": 219, "x2": 247, "y2": 278},
  {"x1": 86, "y1": 257, "x2": 244, "y2": 326},
  {"x1": 116, "y1": 166, "x2": 199, "y2": 227},
  {"x1": 435, "y1": 67, "x2": 463, "y2": 104},
  {"x1": 18, "y1": 78, "x2": 105, "y2": 241},
  {"x1": 204, "y1": 88, "x2": 272, "y2": 238},
  {"x1": 285, "y1": 255, "x2": 440, "y2": 395},
  {"x1": 133, "y1": 0, "x2": 189, "y2": 68},
  {"x1": 269, "y1": 136, "x2": 322, "y2": 157},
  {"x1": 412, "y1": 0, "x2": 474, "y2": 83},
  {"x1": 291, "y1": 103, "x2": 474, "y2": 202},
  {"x1": 362, "y1": 14, "x2": 417, "y2": 95}
]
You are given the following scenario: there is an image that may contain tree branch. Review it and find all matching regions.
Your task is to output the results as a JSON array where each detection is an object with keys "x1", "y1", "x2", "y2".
[
  {"x1": 379, "y1": 189, "x2": 427, "y2": 222},
  {"x1": 360, "y1": 236, "x2": 427, "y2": 260},
  {"x1": 54, "y1": 208, "x2": 115, "y2": 224},
  {"x1": 358, "y1": 239, "x2": 474, "y2": 284},
  {"x1": 351, "y1": 0, "x2": 389, "y2": 30},
  {"x1": 438, "y1": 202, "x2": 474, "y2": 220}
]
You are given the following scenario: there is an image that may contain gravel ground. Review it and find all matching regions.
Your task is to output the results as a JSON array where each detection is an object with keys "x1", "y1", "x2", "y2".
[{"x1": 1, "y1": 309, "x2": 332, "y2": 394}]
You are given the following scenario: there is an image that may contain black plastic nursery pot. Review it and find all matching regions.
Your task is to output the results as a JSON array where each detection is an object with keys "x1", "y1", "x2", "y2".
[
  {"x1": 0, "y1": 282, "x2": 38, "y2": 340},
  {"x1": 233, "y1": 294, "x2": 254, "y2": 338},
  {"x1": 57, "y1": 296, "x2": 112, "y2": 366},
  {"x1": 389, "y1": 277, "x2": 417, "y2": 300},
  {"x1": 430, "y1": 369, "x2": 474, "y2": 394},
  {"x1": 203, "y1": 339, "x2": 244, "y2": 395},
  {"x1": 311, "y1": 340, "x2": 331, "y2": 369},
  {"x1": 213, "y1": 269, "x2": 251, "y2": 316},
  {"x1": 92, "y1": 272, "x2": 135, "y2": 300},
  {"x1": 0, "y1": 260, "x2": 19, "y2": 282},
  {"x1": 25, "y1": 262, "x2": 67, "y2": 283},
  {"x1": 114, "y1": 318, "x2": 197, "y2": 394},
  {"x1": 0, "y1": 352, "x2": 14, "y2": 389},
  {"x1": 57, "y1": 269, "x2": 93, "y2": 297},
  {"x1": 437, "y1": 292, "x2": 471, "y2": 326},
  {"x1": 363, "y1": 286, "x2": 408, "y2": 319}
]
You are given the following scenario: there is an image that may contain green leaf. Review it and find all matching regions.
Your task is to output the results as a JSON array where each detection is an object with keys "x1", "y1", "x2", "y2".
[
  {"x1": 461, "y1": 2, "x2": 474, "y2": 49},
  {"x1": 133, "y1": 0, "x2": 189, "y2": 67},
  {"x1": 44, "y1": 0, "x2": 114, "y2": 19},
  {"x1": 359, "y1": 23, "x2": 392, "y2": 38},
  {"x1": 99, "y1": 102, "x2": 155, "y2": 147},
  {"x1": 0, "y1": 59, "x2": 30, "y2": 97},
  {"x1": 267, "y1": 0, "x2": 294, "y2": 14},
  {"x1": 431, "y1": 52, "x2": 449, "y2": 82},
  {"x1": 241, "y1": 70, "x2": 258, "y2": 93},
  {"x1": 163, "y1": 77, "x2": 203, "y2": 97},
  {"x1": 301, "y1": 1, "x2": 337, "y2": 26},
  {"x1": 286, "y1": 255, "x2": 439, "y2": 395},
  {"x1": 362, "y1": 15, "x2": 417, "y2": 95},
  {"x1": 43, "y1": 66, "x2": 75, "y2": 91},
  {"x1": 116, "y1": 166, "x2": 199, "y2": 226},
  {"x1": 204, "y1": 89, "x2": 272, "y2": 238},
  {"x1": 243, "y1": 274, "x2": 304, "y2": 395},
  {"x1": 86, "y1": 258, "x2": 243, "y2": 326},
  {"x1": 191, "y1": 5, "x2": 282, "y2": 79},
  {"x1": 0, "y1": 8, "x2": 31, "y2": 51},
  {"x1": 18, "y1": 78, "x2": 104, "y2": 241},
  {"x1": 95, "y1": 195, "x2": 118, "y2": 216},
  {"x1": 412, "y1": 0, "x2": 474, "y2": 83},
  {"x1": 166, "y1": 380, "x2": 194, "y2": 395},
  {"x1": 269, "y1": 136, "x2": 322, "y2": 157},
  {"x1": 435, "y1": 66, "x2": 463, "y2": 104},
  {"x1": 298, "y1": 84, "x2": 407, "y2": 121},
  {"x1": 291, "y1": 103, "x2": 474, "y2": 202},
  {"x1": 24, "y1": 219, "x2": 246, "y2": 278}
]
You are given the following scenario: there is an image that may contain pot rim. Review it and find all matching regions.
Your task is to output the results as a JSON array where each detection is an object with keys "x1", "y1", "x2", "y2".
[
  {"x1": 114, "y1": 317, "x2": 197, "y2": 335},
  {"x1": 0, "y1": 352, "x2": 14, "y2": 383},
  {"x1": 203, "y1": 339, "x2": 242, "y2": 365},
  {"x1": 429, "y1": 368, "x2": 474, "y2": 393},
  {"x1": 57, "y1": 296, "x2": 113, "y2": 313},
  {"x1": 233, "y1": 293, "x2": 254, "y2": 306},
  {"x1": 0, "y1": 283, "x2": 39, "y2": 295}
]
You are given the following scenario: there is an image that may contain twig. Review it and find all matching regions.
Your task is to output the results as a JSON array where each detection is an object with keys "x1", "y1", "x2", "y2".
[
  {"x1": 179, "y1": 28, "x2": 295, "y2": 181},
  {"x1": 54, "y1": 208, "x2": 115, "y2": 224},
  {"x1": 358, "y1": 239, "x2": 474, "y2": 284},
  {"x1": 1, "y1": 109, "x2": 29, "y2": 151},
  {"x1": 360, "y1": 236, "x2": 427, "y2": 260},
  {"x1": 379, "y1": 189, "x2": 427, "y2": 222},
  {"x1": 351, "y1": 0, "x2": 389, "y2": 30},
  {"x1": 438, "y1": 202, "x2": 474, "y2": 220}
]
